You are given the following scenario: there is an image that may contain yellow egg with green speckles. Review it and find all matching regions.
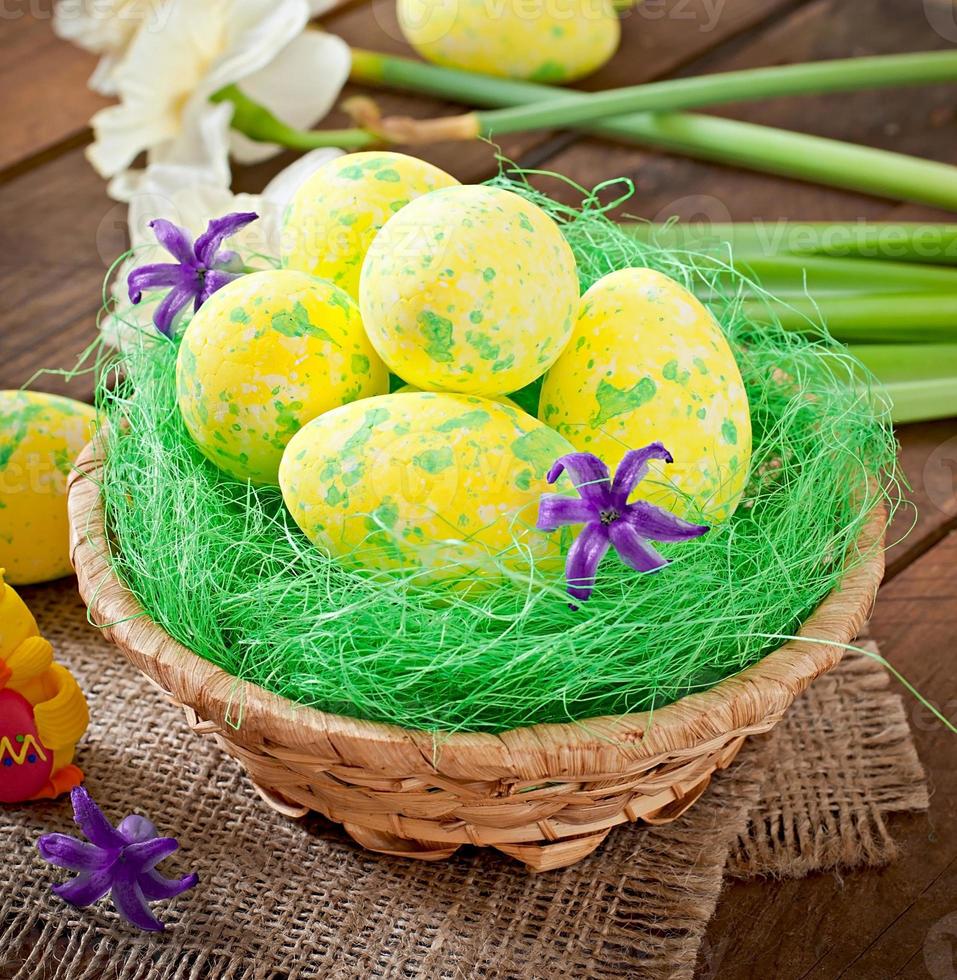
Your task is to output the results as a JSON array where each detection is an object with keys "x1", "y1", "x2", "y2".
[
  {"x1": 360, "y1": 185, "x2": 580, "y2": 397},
  {"x1": 281, "y1": 151, "x2": 459, "y2": 300},
  {"x1": 0, "y1": 391, "x2": 97, "y2": 585},
  {"x1": 539, "y1": 268, "x2": 751, "y2": 521},
  {"x1": 279, "y1": 392, "x2": 575, "y2": 581},
  {"x1": 177, "y1": 269, "x2": 389, "y2": 486},
  {"x1": 397, "y1": 0, "x2": 621, "y2": 83}
]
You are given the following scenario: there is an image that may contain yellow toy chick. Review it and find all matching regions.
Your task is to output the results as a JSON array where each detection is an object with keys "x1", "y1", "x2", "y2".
[{"x1": 0, "y1": 570, "x2": 88, "y2": 803}]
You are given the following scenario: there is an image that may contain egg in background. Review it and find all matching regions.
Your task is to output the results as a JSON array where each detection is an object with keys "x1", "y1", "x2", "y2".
[
  {"x1": 539, "y1": 268, "x2": 751, "y2": 521},
  {"x1": 397, "y1": 0, "x2": 621, "y2": 83},
  {"x1": 360, "y1": 184, "x2": 580, "y2": 397},
  {"x1": 279, "y1": 392, "x2": 574, "y2": 582},
  {"x1": 0, "y1": 391, "x2": 97, "y2": 585},
  {"x1": 177, "y1": 269, "x2": 388, "y2": 486},
  {"x1": 281, "y1": 151, "x2": 459, "y2": 300}
]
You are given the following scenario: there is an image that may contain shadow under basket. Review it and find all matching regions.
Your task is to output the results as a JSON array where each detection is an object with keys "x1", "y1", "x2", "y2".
[{"x1": 67, "y1": 442, "x2": 886, "y2": 872}]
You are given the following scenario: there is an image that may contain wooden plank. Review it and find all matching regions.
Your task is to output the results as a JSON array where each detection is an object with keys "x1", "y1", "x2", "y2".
[
  {"x1": 704, "y1": 531, "x2": 957, "y2": 980},
  {"x1": 0, "y1": 2, "x2": 107, "y2": 173},
  {"x1": 887, "y1": 420, "x2": 957, "y2": 578},
  {"x1": 0, "y1": 151, "x2": 119, "y2": 401}
]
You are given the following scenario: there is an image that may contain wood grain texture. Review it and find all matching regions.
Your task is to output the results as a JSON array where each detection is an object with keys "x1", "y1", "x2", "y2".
[{"x1": 0, "y1": 2, "x2": 107, "y2": 173}]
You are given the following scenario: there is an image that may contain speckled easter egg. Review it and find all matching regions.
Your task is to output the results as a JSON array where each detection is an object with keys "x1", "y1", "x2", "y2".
[
  {"x1": 279, "y1": 392, "x2": 574, "y2": 581},
  {"x1": 397, "y1": 0, "x2": 620, "y2": 83},
  {"x1": 539, "y1": 268, "x2": 751, "y2": 521},
  {"x1": 281, "y1": 152, "x2": 459, "y2": 300},
  {"x1": 0, "y1": 391, "x2": 97, "y2": 585},
  {"x1": 177, "y1": 270, "x2": 388, "y2": 485},
  {"x1": 360, "y1": 185, "x2": 579, "y2": 397}
]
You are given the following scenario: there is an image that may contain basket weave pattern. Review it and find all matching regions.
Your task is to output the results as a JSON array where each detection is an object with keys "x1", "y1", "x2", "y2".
[{"x1": 67, "y1": 444, "x2": 885, "y2": 871}]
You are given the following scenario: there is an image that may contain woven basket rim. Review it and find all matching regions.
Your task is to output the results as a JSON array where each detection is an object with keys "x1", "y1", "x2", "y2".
[{"x1": 67, "y1": 438, "x2": 886, "y2": 779}]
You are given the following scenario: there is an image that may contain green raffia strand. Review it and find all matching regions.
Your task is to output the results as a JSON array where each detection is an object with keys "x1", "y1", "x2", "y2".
[
  {"x1": 473, "y1": 51, "x2": 957, "y2": 137},
  {"x1": 348, "y1": 48, "x2": 957, "y2": 212},
  {"x1": 94, "y1": 172, "x2": 899, "y2": 735}
]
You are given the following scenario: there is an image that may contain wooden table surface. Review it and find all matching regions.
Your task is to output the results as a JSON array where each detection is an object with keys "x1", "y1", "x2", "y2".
[{"x1": 2, "y1": 2, "x2": 956, "y2": 977}]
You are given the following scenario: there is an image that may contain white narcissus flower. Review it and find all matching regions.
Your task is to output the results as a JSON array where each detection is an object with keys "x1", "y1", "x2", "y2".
[
  {"x1": 84, "y1": 0, "x2": 351, "y2": 202},
  {"x1": 103, "y1": 148, "x2": 342, "y2": 348}
]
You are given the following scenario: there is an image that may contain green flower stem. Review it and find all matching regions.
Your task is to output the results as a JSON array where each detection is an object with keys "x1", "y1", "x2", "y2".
[
  {"x1": 621, "y1": 222, "x2": 957, "y2": 265},
  {"x1": 212, "y1": 84, "x2": 377, "y2": 150},
  {"x1": 349, "y1": 49, "x2": 957, "y2": 211},
  {"x1": 844, "y1": 344, "x2": 957, "y2": 423},
  {"x1": 471, "y1": 51, "x2": 957, "y2": 138},
  {"x1": 729, "y1": 255, "x2": 957, "y2": 295},
  {"x1": 744, "y1": 292, "x2": 957, "y2": 342}
]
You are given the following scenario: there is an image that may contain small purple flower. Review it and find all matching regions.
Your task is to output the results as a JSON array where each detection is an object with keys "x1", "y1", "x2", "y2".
[
  {"x1": 538, "y1": 442, "x2": 709, "y2": 604},
  {"x1": 127, "y1": 211, "x2": 258, "y2": 337},
  {"x1": 37, "y1": 787, "x2": 198, "y2": 932}
]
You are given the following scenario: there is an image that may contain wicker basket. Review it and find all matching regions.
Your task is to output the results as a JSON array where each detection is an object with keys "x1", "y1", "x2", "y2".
[{"x1": 67, "y1": 441, "x2": 885, "y2": 872}]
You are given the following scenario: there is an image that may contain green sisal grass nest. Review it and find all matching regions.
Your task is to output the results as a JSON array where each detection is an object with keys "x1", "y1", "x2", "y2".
[{"x1": 93, "y1": 173, "x2": 898, "y2": 734}]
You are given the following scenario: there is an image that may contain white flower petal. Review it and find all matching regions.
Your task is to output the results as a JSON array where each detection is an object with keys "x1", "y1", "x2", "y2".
[
  {"x1": 229, "y1": 31, "x2": 351, "y2": 165},
  {"x1": 99, "y1": 100, "x2": 233, "y2": 202},
  {"x1": 308, "y1": 0, "x2": 340, "y2": 14},
  {"x1": 198, "y1": 0, "x2": 310, "y2": 98}
]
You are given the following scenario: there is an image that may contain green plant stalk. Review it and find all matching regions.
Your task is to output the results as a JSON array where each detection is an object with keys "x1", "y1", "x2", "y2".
[
  {"x1": 621, "y1": 222, "x2": 957, "y2": 265},
  {"x1": 875, "y1": 377, "x2": 957, "y2": 423},
  {"x1": 471, "y1": 51, "x2": 957, "y2": 137},
  {"x1": 842, "y1": 344, "x2": 957, "y2": 422},
  {"x1": 694, "y1": 254, "x2": 957, "y2": 295},
  {"x1": 349, "y1": 49, "x2": 957, "y2": 212},
  {"x1": 745, "y1": 293, "x2": 957, "y2": 341},
  {"x1": 212, "y1": 84, "x2": 376, "y2": 149}
]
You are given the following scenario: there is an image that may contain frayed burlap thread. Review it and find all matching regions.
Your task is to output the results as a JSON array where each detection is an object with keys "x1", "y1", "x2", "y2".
[
  {"x1": 731, "y1": 642, "x2": 929, "y2": 879},
  {"x1": 0, "y1": 584, "x2": 927, "y2": 980}
]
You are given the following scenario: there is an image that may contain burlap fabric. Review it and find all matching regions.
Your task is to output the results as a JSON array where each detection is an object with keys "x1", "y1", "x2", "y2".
[{"x1": 0, "y1": 584, "x2": 928, "y2": 980}]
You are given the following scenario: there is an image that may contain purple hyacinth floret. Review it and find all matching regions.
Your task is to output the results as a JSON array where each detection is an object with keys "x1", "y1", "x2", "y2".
[
  {"x1": 127, "y1": 211, "x2": 258, "y2": 336},
  {"x1": 537, "y1": 442, "x2": 709, "y2": 605},
  {"x1": 37, "y1": 787, "x2": 198, "y2": 932}
]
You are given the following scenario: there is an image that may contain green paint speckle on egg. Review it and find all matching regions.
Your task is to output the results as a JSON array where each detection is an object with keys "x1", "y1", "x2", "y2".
[
  {"x1": 590, "y1": 377, "x2": 657, "y2": 428},
  {"x1": 434, "y1": 409, "x2": 490, "y2": 432},
  {"x1": 418, "y1": 311, "x2": 455, "y2": 363},
  {"x1": 413, "y1": 447, "x2": 454, "y2": 473}
]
